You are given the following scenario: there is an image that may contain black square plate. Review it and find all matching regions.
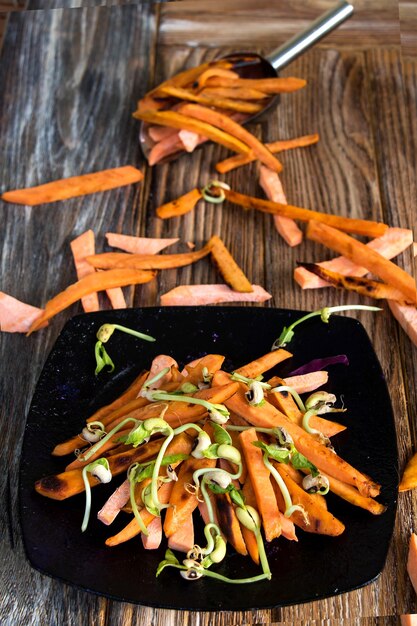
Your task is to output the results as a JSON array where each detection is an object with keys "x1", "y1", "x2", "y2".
[{"x1": 19, "y1": 306, "x2": 398, "y2": 610}]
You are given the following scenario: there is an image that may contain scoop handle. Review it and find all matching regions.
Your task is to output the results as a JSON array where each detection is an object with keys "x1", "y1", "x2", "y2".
[{"x1": 266, "y1": 0, "x2": 354, "y2": 71}]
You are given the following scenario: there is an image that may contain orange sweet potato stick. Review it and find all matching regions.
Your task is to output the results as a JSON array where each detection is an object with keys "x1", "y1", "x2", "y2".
[
  {"x1": 179, "y1": 104, "x2": 282, "y2": 173},
  {"x1": 27, "y1": 268, "x2": 156, "y2": 334},
  {"x1": 106, "y1": 233, "x2": 179, "y2": 255},
  {"x1": 258, "y1": 165, "x2": 303, "y2": 247},
  {"x1": 133, "y1": 110, "x2": 251, "y2": 156},
  {"x1": 1, "y1": 166, "x2": 143, "y2": 206},
  {"x1": 156, "y1": 188, "x2": 203, "y2": 219},
  {"x1": 216, "y1": 134, "x2": 320, "y2": 174},
  {"x1": 297, "y1": 262, "x2": 409, "y2": 302},
  {"x1": 234, "y1": 349, "x2": 293, "y2": 378},
  {"x1": 196, "y1": 67, "x2": 239, "y2": 87},
  {"x1": 70, "y1": 231, "x2": 100, "y2": 313},
  {"x1": 203, "y1": 76, "x2": 307, "y2": 93},
  {"x1": 216, "y1": 492, "x2": 248, "y2": 555},
  {"x1": 86, "y1": 244, "x2": 211, "y2": 271},
  {"x1": 239, "y1": 427, "x2": 282, "y2": 542},
  {"x1": 200, "y1": 86, "x2": 269, "y2": 100},
  {"x1": 158, "y1": 85, "x2": 263, "y2": 115},
  {"x1": 209, "y1": 235, "x2": 253, "y2": 293},
  {"x1": 306, "y1": 220, "x2": 417, "y2": 304},
  {"x1": 223, "y1": 188, "x2": 389, "y2": 238}
]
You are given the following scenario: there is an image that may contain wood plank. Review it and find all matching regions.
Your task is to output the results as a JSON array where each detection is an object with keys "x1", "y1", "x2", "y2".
[{"x1": 159, "y1": 0, "x2": 401, "y2": 50}]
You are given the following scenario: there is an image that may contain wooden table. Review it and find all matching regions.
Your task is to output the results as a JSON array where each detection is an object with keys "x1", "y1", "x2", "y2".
[{"x1": 1, "y1": 1, "x2": 416, "y2": 623}]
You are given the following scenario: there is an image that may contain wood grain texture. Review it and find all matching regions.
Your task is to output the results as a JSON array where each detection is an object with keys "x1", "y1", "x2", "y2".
[{"x1": 0, "y1": 2, "x2": 416, "y2": 625}]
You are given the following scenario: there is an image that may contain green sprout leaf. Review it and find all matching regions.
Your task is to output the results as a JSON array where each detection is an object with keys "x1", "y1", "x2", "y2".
[
  {"x1": 94, "y1": 341, "x2": 115, "y2": 376},
  {"x1": 211, "y1": 422, "x2": 232, "y2": 446},
  {"x1": 291, "y1": 451, "x2": 319, "y2": 477},
  {"x1": 252, "y1": 441, "x2": 291, "y2": 463},
  {"x1": 272, "y1": 305, "x2": 382, "y2": 349},
  {"x1": 156, "y1": 549, "x2": 181, "y2": 577}
]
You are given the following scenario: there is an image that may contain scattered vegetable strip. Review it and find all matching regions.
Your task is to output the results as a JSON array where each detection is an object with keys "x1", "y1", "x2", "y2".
[
  {"x1": 156, "y1": 188, "x2": 203, "y2": 219},
  {"x1": 1, "y1": 166, "x2": 143, "y2": 206},
  {"x1": 180, "y1": 104, "x2": 283, "y2": 173},
  {"x1": 209, "y1": 235, "x2": 253, "y2": 293},
  {"x1": 158, "y1": 85, "x2": 263, "y2": 114},
  {"x1": 216, "y1": 134, "x2": 320, "y2": 174},
  {"x1": 27, "y1": 269, "x2": 156, "y2": 334},
  {"x1": 223, "y1": 189, "x2": 388, "y2": 238},
  {"x1": 133, "y1": 110, "x2": 251, "y2": 155},
  {"x1": 86, "y1": 245, "x2": 211, "y2": 271},
  {"x1": 306, "y1": 220, "x2": 417, "y2": 304}
]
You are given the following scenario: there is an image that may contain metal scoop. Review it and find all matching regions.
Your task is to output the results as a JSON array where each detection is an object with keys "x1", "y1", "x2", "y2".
[{"x1": 140, "y1": 0, "x2": 354, "y2": 163}]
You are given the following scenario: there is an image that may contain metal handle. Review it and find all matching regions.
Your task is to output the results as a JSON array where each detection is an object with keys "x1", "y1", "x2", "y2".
[{"x1": 266, "y1": 1, "x2": 354, "y2": 71}]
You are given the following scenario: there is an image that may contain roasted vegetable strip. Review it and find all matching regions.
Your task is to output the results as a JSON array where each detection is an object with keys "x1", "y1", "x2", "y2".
[
  {"x1": 156, "y1": 188, "x2": 203, "y2": 219},
  {"x1": 203, "y1": 76, "x2": 307, "y2": 93},
  {"x1": 1, "y1": 166, "x2": 143, "y2": 206},
  {"x1": 28, "y1": 269, "x2": 156, "y2": 334},
  {"x1": 86, "y1": 244, "x2": 211, "y2": 271},
  {"x1": 234, "y1": 349, "x2": 293, "y2": 378},
  {"x1": 133, "y1": 110, "x2": 251, "y2": 155},
  {"x1": 297, "y1": 262, "x2": 408, "y2": 302},
  {"x1": 209, "y1": 235, "x2": 253, "y2": 293},
  {"x1": 158, "y1": 85, "x2": 263, "y2": 114},
  {"x1": 239, "y1": 428, "x2": 281, "y2": 542},
  {"x1": 216, "y1": 134, "x2": 320, "y2": 174},
  {"x1": 223, "y1": 189, "x2": 388, "y2": 238},
  {"x1": 180, "y1": 104, "x2": 283, "y2": 173},
  {"x1": 307, "y1": 220, "x2": 417, "y2": 304},
  {"x1": 272, "y1": 463, "x2": 345, "y2": 535}
]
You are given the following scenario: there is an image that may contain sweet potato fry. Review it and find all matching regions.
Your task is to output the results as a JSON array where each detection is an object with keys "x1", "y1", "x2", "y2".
[
  {"x1": 307, "y1": 220, "x2": 417, "y2": 304},
  {"x1": 163, "y1": 457, "x2": 216, "y2": 537},
  {"x1": 239, "y1": 427, "x2": 281, "y2": 542},
  {"x1": 105, "y1": 286, "x2": 127, "y2": 309},
  {"x1": 208, "y1": 235, "x2": 253, "y2": 293},
  {"x1": 216, "y1": 492, "x2": 248, "y2": 555},
  {"x1": 297, "y1": 262, "x2": 409, "y2": 302},
  {"x1": 160, "y1": 284, "x2": 271, "y2": 306},
  {"x1": 148, "y1": 132, "x2": 184, "y2": 165},
  {"x1": 179, "y1": 104, "x2": 282, "y2": 173},
  {"x1": 86, "y1": 244, "x2": 210, "y2": 271},
  {"x1": 158, "y1": 85, "x2": 263, "y2": 114},
  {"x1": 0, "y1": 292, "x2": 47, "y2": 333},
  {"x1": 201, "y1": 86, "x2": 269, "y2": 100},
  {"x1": 399, "y1": 452, "x2": 417, "y2": 491},
  {"x1": 156, "y1": 188, "x2": 203, "y2": 219},
  {"x1": 216, "y1": 134, "x2": 320, "y2": 174},
  {"x1": 294, "y1": 226, "x2": 413, "y2": 289},
  {"x1": 259, "y1": 165, "x2": 303, "y2": 247},
  {"x1": 234, "y1": 349, "x2": 293, "y2": 378},
  {"x1": 70, "y1": 231, "x2": 100, "y2": 313},
  {"x1": 224, "y1": 189, "x2": 388, "y2": 238},
  {"x1": 1, "y1": 166, "x2": 143, "y2": 206},
  {"x1": 272, "y1": 463, "x2": 345, "y2": 536},
  {"x1": 133, "y1": 110, "x2": 251, "y2": 155},
  {"x1": 196, "y1": 67, "x2": 239, "y2": 87},
  {"x1": 28, "y1": 269, "x2": 156, "y2": 334},
  {"x1": 106, "y1": 234, "x2": 179, "y2": 255},
  {"x1": 322, "y1": 472, "x2": 386, "y2": 515},
  {"x1": 203, "y1": 76, "x2": 307, "y2": 93}
]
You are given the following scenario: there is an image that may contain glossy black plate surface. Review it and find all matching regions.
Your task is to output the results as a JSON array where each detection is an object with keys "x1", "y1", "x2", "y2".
[{"x1": 19, "y1": 307, "x2": 398, "y2": 610}]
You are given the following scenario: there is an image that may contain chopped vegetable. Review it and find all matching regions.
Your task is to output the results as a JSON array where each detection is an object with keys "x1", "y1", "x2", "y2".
[
  {"x1": 133, "y1": 110, "x2": 251, "y2": 155},
  {"x1": 27, "y1": 269, "x2": 156, "y2": 334},
  {"x1": 179, "y1": 104, "x2": 283, "y2": 173},
  {"x1": 86, "y1": 245, "x2": 211, "y2": 270},
  {"x1": 160, "y1": 284, "x2": 272, "y2": 306},
  {"x1": 223, "y1": 189, "x2": 388, "y2": 238},
  {"x1": 1, "y1": 166, "x2": 143, "y2": 205},
  {"x1": 156, "y1": 188, "x2": 203, "y2": 219},
  {"x1": 208, "y1": 235, "x2": 253, "y2": 293},
  {"x1": 158, "y1": 85, "x2": 263, "y2": 114},
  {"x1": 105, "y1": 234, "x2": 179, "y2": 255},
  {"x1": 70, "y1": 231, "x2": 100, "y2": 313},
  {"x1": 216, "y1": 134, "x2": 319, "y2": 174},
  {"x1": 297, "y1": 261, "x2": 410, "y2": 302},
  {"x1": 306, "y1": 220, "x2": 417, "y2": 304},
  {"x1": 294, "y1": 227, "x2": 413, "y2": 289},
  {"x1": 203, "y1": 76, "x2": 307, "y2": 93},
  {"x1": 258, "y1": 165, "x2": 303, "y2": 247},
  {"x1": 0, "y1": 292, "x2": 47, "y2": 333}
]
